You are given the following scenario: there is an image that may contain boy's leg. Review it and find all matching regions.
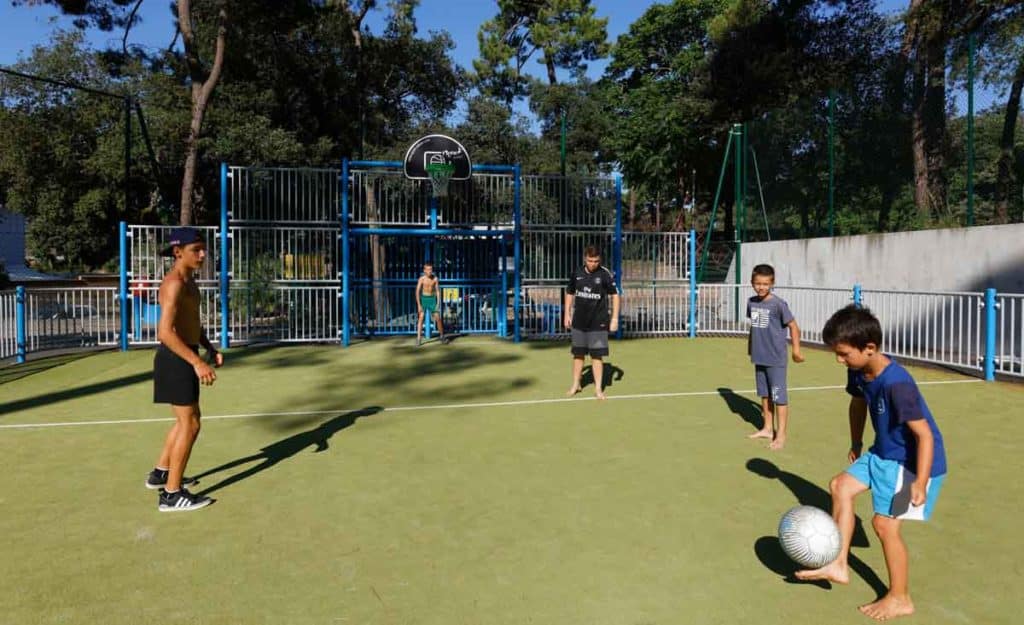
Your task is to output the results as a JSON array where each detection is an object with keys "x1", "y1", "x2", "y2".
[
  {"x1": 770, "y1": 403, "x2": 788, "y2": 450},
  {"x1": 416, "y1": 310, "x2": 424, "y2": 344},
  {"x1": 567, "y1": 355, "x2": 585, "y2": 396},
  {"x1": 859, "y1": 515, "x2": 915, "y2": 620},
  {"x1": 768, "y1": 366, "x2": 789, "y2": 449},
  {"x1": 795, "y1": 471, "x2": 869, "y2": 583},
  {"x1": 749, "y1": 366, "x2": 773, "y2": 439},
  {"x1": 165, "y1": 403, "x2": 202, "y2": 492},
  {"x1": 591, "y1": 356, "x2": 605, "y2": 400},
  {"x1": 434, "y1": 311, "x2": 445, "y2": 339},
  {"x1": 749, "y1": 396, "x2": 774, "y2": 439}
]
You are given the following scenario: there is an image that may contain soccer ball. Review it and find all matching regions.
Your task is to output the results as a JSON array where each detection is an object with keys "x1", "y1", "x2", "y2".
[{"x1": 778, "y1": 505, "x2": 841, "y2": 569}]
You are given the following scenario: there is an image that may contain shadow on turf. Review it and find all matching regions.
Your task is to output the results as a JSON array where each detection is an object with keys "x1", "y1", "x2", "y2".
[
  {"x1": 717, "y1": 387, "x2": 764, "y2": 431},
  {"x1": 192, "y1": 406, "x2": 382, "y2": 496},
  {"x1": 747, "y1": 458, "x2": 888, "y2": 598},
  {"x1": 580, "y1": 363, "x2": 624, "y2": 390}
]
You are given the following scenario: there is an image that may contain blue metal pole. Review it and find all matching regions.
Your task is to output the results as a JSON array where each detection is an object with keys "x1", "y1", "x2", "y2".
[
  {"x1": 15, "y1": 285, "x2": 26, "y2": 363},
  {"x1": 119, "y1": 221, "x2": 129, "y2": 352},
  {"x1": 984, "y1": 287, "x2": 996, "y2": 381},
  {"x1": 853, "y1": 283, "x2": 862, "y2": 307},
  {"x1": 341, "y1": 158, "x2": 351, "y2": 347},
  {"x1": 688, "y1": 229, "x2": 697, "y2": 338},
  {"x1": 219, "y1": 162, "x2": 230, "y2": 349},
  {"x1": 500, "y1": 240, "x2": 508, "y2": 338},
  {"x1": 513, "y1": 164, "x2": 522, "y2": 343},
  {"x1": 614, "y1": 174, "x2": 623, "y2": 339}
]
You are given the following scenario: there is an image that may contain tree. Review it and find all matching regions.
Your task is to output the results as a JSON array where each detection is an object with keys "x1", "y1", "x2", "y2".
[
  {"x1": 602, "y1": 0, "x2": 724, "y2": 229},
  {"x1": 0, "y1": 32, "x2": 134, "y2": 271},
  {"x1": 17, "y1": 0, "x2": 228, "y2": 225},
  {"x1": 473, "y1": 0, "x2": 609, "y2": 105}
]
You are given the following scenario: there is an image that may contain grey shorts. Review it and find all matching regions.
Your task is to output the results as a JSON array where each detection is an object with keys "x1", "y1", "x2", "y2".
[
  {"x1": 571, "y1": 329, "x2": 609, "y2": 357},
  {"x1": 754, "y1": 364, "x2": 788, "y2": 405}
]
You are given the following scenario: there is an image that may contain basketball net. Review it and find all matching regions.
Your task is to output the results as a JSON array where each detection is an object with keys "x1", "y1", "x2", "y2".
[{"x1": 426, "y1": 162, "x2": 455, "y2": 198}]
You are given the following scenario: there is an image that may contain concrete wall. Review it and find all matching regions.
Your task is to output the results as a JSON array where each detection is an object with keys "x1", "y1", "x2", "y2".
[{"x1": 726, "y1": 223, "x2": 1024, "y2": 294}]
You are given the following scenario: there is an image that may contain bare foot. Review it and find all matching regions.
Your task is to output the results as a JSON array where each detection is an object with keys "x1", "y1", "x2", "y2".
[
  {"x1": 859, "y1": 594, "x2": 914, "y2": 620},
  {"x1": 748, "y1": 428, "x2": 773, "y2": 440},
  {"x1": 794, "y1": 560, "x2": 849, "y2": 584},
  {"x1": 595, "y1": 390, "x2": 607, "y2": 401},
  {"x1": 769, "y1": 435, "x2": 787, "y2": 450},
  {"x1": 566, "y1": 386, "x2": 582, "y2": 397}
]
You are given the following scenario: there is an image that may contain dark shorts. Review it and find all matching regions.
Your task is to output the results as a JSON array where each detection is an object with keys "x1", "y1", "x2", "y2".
[
  {"x1": 154, "y1": 344, "x2": 200, "y2": 406},
  {"x1": 420, "y1": 294, "x2": 438, "y2": 313},
  {"x1": 571, "y1": 328, "x2": 609, "y2": 358},
  {"x1": 754, "y1": 364, "x2": 788, "y2": 405}
]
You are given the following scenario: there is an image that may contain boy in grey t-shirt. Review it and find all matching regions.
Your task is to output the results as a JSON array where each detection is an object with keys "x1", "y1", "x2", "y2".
[{"x1": 746, "y1": 264, "x2": 804, "y2": 449}]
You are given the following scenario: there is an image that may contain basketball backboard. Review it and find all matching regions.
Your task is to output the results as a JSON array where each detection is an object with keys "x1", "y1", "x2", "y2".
[{"x1": 403, "y1": 134, "x2": 472, "y2": 180}]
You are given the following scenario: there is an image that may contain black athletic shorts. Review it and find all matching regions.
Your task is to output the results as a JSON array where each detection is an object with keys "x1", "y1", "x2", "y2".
[{"x1": 153, "y1": 344, "x2": 200, "y2": 405}]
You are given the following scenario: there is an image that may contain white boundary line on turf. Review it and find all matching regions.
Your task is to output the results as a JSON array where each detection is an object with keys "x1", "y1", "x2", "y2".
[{"x1": 0, "y1": 378, "x2": 982, "y2": 430}]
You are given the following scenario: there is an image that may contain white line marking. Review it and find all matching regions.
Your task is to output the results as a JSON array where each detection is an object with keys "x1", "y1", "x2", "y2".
[{"x1": 0, "y1": 379, "x2": 983, "y2": 430}]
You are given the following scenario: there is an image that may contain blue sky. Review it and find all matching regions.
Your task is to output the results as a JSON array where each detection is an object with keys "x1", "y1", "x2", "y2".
[{"x1": 1, "y1": 0, "x2": 909, "y2": 78}]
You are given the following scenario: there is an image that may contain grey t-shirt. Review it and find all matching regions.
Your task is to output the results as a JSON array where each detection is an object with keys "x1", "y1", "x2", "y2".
[{"x1": 747, "y1": 295, "x2": 795, "y2": 366}]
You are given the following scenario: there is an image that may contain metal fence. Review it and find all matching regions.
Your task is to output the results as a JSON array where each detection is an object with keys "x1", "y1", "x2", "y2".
[
  {"x1": 1, "y1": 290, "x2": 17, "y2": 360},
  {"x1": 995, "y1": 293, "x2": 1024, "y2": 376},
  {"x1": 860, "y1": 289, "x2": 986, "y2": 373},
  {"x1": 4, "y1": 282, "x2": 1022, "y2": 382}
]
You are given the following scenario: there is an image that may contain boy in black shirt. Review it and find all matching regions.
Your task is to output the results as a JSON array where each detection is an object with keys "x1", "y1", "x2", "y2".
[{"x1": 564, "y1": 246, "x2": 620, "y2": 400}]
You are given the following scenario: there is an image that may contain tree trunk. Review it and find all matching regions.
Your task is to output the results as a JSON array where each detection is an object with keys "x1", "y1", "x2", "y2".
[
  {"x1": 177, "y1": 0, "x2": 227, "y2": 226},
  {"x1": 903, "y1": 0, "x2": 950, "y2": 222},
  {"x1": 996, "y1": 58, "x2": 1024, "y2": 223},
  {"x1": 545, "y1": 57, "x2": 558, "y2": 85}
]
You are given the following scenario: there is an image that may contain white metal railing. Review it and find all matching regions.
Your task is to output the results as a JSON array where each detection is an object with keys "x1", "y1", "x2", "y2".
[
  {"x1": 994, "y1": 293, "x2": 1024, "y2": 378},
  {"x1": 1, "y1": 290, "x2": 16, "y2": 359},
  {"x1": 229, "y1": 284, "x2": 340, "y2": 343},
  {"x1": 127, "y1": 283, "x2": 220, "y2": 346},
  {"x1": 230, "y1": 166, "x2": 340, "y2": 223},
  {"x1": 620, "y1": 284, "x2": 691, "y2": 335},
  {"x1": 771, "y1": 286, "x2": 854, "y2": 345},
  {"x1": 692, "y1": 283, "x2": 747, "y2": 336},
  {"x1": 22, "y1": 287, "x2": 120, "y2": 352},
  {"x1": 860, "y1": 289, "x2": 985, "y2": 372},
  {"x1": 128, "y1": 225, "x2": 220, "y2": 284}
]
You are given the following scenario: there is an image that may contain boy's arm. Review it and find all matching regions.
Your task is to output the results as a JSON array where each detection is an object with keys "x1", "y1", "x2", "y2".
[
  {"x1": 198, "y1": 331, "x2": 224, "y2": 367},
  {"x1": 563, "y1": 292, "x2": 574, "y2": 329},
  {"x1": 609, "y1": 293, "x2": 620, "y2": 332},
  {"x1": 788, "y1": 319, "x2": 804, "y2": 362},
  {"x1": 848, "y1": 396, "x2": 868, "y2": 461},
  {"x1": 906, "y1": 419, "x2": 934, "y2": 505}
]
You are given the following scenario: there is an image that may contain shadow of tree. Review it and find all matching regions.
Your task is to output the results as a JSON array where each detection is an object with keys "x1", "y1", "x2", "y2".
[
  {"x1": 718, "y1": 387, "x2": 764, "y2": 430},
  {"x1": 193, "y1": 407, "x2": 382, "y2": 496},
  {"x1": 746, "y1": 457, "x2": 887, "y2": 598}
]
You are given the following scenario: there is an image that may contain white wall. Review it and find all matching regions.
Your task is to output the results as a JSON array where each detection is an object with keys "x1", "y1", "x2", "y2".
[{"x1": 726, "y1": 223, "x2": 1024, "y2": 294}]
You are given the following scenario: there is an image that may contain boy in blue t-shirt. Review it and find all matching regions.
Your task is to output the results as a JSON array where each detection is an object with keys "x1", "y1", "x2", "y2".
[
  {"x1": 746, "y1": 264, "x2": 804, "y2": 449},
  {"x1": 797, "y1": 305, "x2": 947, "y2": 621}
]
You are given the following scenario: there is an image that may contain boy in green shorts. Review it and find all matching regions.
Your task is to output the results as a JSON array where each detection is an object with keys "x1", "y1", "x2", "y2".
[{"x1": 416, "y1": 262, "x2": 446, "y2": 346}]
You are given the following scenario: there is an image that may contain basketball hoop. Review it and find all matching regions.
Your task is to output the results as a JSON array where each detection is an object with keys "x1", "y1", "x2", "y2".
[{"x1": 426, "y1": 162, "x2": 455, "y2": 198}]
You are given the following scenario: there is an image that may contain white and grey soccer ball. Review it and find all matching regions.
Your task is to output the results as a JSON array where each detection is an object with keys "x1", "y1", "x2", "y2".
[{"x1": 778, "y1": 505, "x2": 842, "y2": 569}]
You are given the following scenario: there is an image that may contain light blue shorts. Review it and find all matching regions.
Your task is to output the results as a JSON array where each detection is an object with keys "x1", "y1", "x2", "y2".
[{"x1": 846, "y1": 451, "x2": 945, "y2": 521}]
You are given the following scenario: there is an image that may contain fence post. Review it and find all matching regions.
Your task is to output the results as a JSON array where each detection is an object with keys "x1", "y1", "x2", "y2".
[
  {"x1": 341, "y1": 158, "x2": 351, "y2": 347},
  {"x1": 500, "y1": 237, "x2": 508, "y2": 338},
  {"x1": 984, "y1": 287, "x2": 996, "y2": 381},
  {"x1": 853, "y1": 283, "x2": 862, "y2": 307},
  {"x1": 220, "y1": 162, "x2": 230, "y2": 349},
  {"x1": 15, "y1": 285, "x2": 26, "y2": 364},
  {"x1": 614, "y1": 173, "x2": 623, "y2": 340},
  {"x1": 513, "y1": 164, "x2": 522, "y2": 343},
  {"x1": 119, "y1": 221, "x2": 129, "y2": 352},
  {"x1": 688, "y1": 229, "x2": 697, "y2": 338}
]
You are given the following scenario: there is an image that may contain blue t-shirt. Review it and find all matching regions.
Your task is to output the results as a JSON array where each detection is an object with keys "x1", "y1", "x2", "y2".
[
  {"x1": 747, "y1": 295, "x2": 794, "y2": 366},
  {"x1": 846, "y1": 360, "x2": 947, "y2": 476}
]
